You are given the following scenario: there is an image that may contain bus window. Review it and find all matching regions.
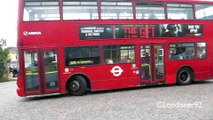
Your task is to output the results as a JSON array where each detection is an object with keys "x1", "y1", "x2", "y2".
[
  {"x1": 169, "y1": 43, "x2": 195, "y2": 60},
  {"x1": 141, "y1": 45, "x2": 151, "y2": 80},
  {"x1": 167, "y1": 3, "x2": 193, "y2": 20},
  {"x1": 101, "y1": 1, "x2": 133, "y2": 20},
  {"x1": 65, "y1": 46, "x2": 100, "y2": 66},
  {"x1": 44, "y1": 50, "x2": 58, "y2": 90},
  {"x1": 195, "y1": 4, "x2": 213, "y2": 20},
  {"x1": 197, "y1": 42, "x2": 206, "y2": 59},
  {"x1": 103, "y1": 45, "x2": 135, "y2": 64},
  {"x1": 63, "y1": 0, "x2": 98, "y2": 20},
  {"x1": 24, "y1": 51, "x2": 39, "y2": 91},
  {"x1": 155, "y1": 45, "x2": 164, "y2": 79},
  {"x1": 23, "y1": 0, "x2": 60, "y2": 21},
  {"x1": 136, "y1": 2, "x2": 165, "y2": 20}
]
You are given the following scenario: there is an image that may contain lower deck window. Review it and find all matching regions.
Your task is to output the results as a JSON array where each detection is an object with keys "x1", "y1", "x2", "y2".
[
  {"x1": 65, "y1": 46, "x2": 100, "y2": 66},
  {"x1": 197, "y1": 42, "x2": 206, "y2": 59},
  {"x1": 169, "y1": 43, "x2": 195, "y2": 60},
  {"x1": 103, "y1": 45, "x2": 135, "y2": 64}
]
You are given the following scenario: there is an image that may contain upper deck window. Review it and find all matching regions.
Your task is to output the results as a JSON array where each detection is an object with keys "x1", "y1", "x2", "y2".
[
  {"x1": 23, "y1": 0, "x2": 60, "y2": 21},
  {"x1": 101, "y1": 1, "x2": 133, "y2": 20},
  {"x1": 195, "y1": 4, "x2": 213, "y2": 20},
  {"x1": 63, "y1": 0, "x2": 98, "y2": 20},
  {"x1": 136, "y1": 2, "x2": 165, "y2": 20},
  {"x1": 167, "y1": 3, "x2": 193, "y2": 20}
]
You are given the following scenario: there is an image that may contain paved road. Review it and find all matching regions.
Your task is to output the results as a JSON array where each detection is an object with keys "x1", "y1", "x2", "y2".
[{"x1": 0, "y1": 80, "x2": 213, "y2": 120}]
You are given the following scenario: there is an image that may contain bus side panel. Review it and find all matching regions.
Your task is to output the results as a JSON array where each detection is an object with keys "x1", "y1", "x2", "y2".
[
  {"x1": 58, "y1": 48, "x2": 67, "y2": 95},
  {"x1": 165, "y1": 61, "x2": 177, "y2": 85},
  {"x1": 16, "y1": 49, "x2": 25, "y2": 97},
  {"x1": 194, "y1": 60, "x2": 210, "y2": 80},
  {"x1": 89, "y1": 64, "x2": 140, "y2": 91},
  {"x1": 206, "y1": 23, "x2": 213, "y2": 79},
  {"x1": 64, "y1": 64, "x2": 140, "y2": 91},
  {"x1": 166, "y1": 59, "x2": 210, "y2": 84},
  {"x1": 209, "y1": 41, "x2": 213, "y2": 79},
  {"x1": 165, "y1": 73, "x2": 176, "y2": 85},
  {"x1": 210, "y1": 45, "x2": 213, "y2": 79}
]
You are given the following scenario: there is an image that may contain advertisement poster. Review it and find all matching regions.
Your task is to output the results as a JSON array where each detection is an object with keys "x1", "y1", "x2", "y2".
[
  {"x1": 79, "y1": 25, "x2": 113, "y2": 40},
  {"x1": 79, "y1": 24, "x2": 203, "y2": 40}
]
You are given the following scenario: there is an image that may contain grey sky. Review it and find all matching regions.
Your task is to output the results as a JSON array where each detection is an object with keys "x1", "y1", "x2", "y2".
[{"x1": 0, "y1": 0, "x2": 18, "y2": 47}]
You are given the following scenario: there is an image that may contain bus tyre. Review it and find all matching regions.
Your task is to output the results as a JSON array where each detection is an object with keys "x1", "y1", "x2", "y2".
[
  {"x1": 177, "y1": 68, "x2": 193, "y2": 85},
  {"x1": 67, "y1": 76, "x2": 87, "y2": 96}
]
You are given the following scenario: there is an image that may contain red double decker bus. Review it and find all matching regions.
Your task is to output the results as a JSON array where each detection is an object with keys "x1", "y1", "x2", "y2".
[{"x1": 17, "y1": 0, "x2": 213, "y2": 97}]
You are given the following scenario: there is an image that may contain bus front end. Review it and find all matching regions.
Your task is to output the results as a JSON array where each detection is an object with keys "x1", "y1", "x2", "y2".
[{"x1": 16, "y1": 75, "x2": 24, "y2": 97}]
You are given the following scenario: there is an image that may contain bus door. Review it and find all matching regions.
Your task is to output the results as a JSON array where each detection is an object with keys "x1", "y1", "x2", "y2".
[
  {"x1": 140, "y1": 44, "x2": 165, "y2": 84},
  {"x1": 23, "y1": 48, "x2": 60, "y2": 96}
]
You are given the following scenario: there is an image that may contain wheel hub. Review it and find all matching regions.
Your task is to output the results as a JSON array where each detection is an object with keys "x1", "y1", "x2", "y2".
[
  {"x1": 71, "y1": 80, "x2": 80, "y2": 91},
  {"x1": 180, "y1": 71, "x2": 190, "y2": 81}
]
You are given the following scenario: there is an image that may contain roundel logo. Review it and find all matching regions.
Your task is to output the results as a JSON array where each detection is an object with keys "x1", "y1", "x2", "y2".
[{"x1": 110, "y1": 66, "x2": 123, "y2": 77}]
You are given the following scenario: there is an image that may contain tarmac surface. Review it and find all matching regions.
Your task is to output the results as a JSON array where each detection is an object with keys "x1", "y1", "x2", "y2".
[{"x1": 0, "y1": 80, "x2": 213, "y2": 120}]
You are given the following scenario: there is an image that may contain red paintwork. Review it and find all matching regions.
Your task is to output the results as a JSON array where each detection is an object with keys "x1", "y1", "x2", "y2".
[{"x1": 17, "y1": 0, "x2": 213, "y2": 97}]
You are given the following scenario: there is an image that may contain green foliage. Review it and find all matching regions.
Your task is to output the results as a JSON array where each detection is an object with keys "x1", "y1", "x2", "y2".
[
  {"x1": 0, "y1": 38, "x2": 8, "y2": 78},
  {"x1": 0, "y1": 75, "x2": 7, "y2": 82}
]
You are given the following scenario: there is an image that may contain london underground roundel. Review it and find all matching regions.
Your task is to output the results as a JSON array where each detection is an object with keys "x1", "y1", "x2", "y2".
[{"x1": 110, "y1": 66, "x2": 123, "y2": 77}]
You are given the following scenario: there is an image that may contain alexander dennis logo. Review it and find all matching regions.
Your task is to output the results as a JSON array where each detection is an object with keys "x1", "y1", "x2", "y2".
[{"x1": 23, "y1": 31, "x2": 42, "y2": 36}]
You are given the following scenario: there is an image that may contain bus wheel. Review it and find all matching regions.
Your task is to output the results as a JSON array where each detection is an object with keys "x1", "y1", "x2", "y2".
[
  {"x1": 177, "y1": 68, "x2": 193, "y2": 85},
  {"x1": 67, "y1": 76, "x2": 87, "y2": 96}
]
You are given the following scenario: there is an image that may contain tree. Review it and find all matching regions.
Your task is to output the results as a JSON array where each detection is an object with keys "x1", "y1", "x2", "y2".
[{"x1": 0, "y1": 38, "x2": 8, "y2": 78}]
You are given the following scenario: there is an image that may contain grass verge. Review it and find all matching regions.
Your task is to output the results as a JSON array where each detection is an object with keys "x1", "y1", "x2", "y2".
[{"x1": 0, "y1": 74, "x2": 9, "y2": 83}]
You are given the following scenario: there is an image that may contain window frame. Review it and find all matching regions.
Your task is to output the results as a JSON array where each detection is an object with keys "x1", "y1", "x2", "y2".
[
  {"x1": 22, "y1": 1, "x2": 213, "y2": 21},
  {"x1": 103, "y1": 44, "x2": 136, "y2": 64},
  {"x1": 166, "y1": 2, "x2": 194, "y2": 20},
  {"x1": 196, "y1": 42, "x2": 207, "y2": 59},
  {"x1": 195, "y1": 3, "x2": 213, "y2": 20},
  {"x1": 64, "y1": 45, "x2": 101, "y2": 67},
  {"x1": 62, "y1": 0, "x2": 99, "y2": 20},
  {"x1": 168, "y1": 42, "x2": 195, "y2": 61},
  {"x1": 100, "y1": 1, "x2": 134, "y2": 20},
  {"x1": 135, "y1": 1, "x2": 166, "y2": 20},
  {"x1": 23, "y1": 0, "x2": 60, "y2": 22}
]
